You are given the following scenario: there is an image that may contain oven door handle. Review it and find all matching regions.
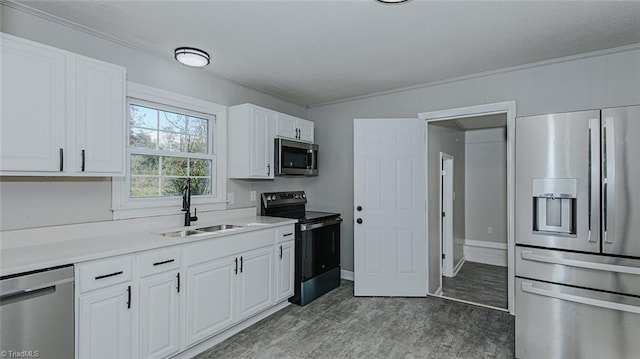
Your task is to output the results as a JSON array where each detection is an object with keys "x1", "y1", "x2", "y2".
[{"x1": 300, "y1": 217, "x2": 342, "y2": 232}]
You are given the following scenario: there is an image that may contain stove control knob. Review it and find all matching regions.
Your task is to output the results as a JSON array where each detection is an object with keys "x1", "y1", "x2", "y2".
[{"x1": 302, "y1": 193, "x2": 306, "y2": 198}]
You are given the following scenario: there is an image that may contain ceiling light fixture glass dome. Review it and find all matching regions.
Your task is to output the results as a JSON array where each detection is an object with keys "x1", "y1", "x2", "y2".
[{"x1": 174, "y1": 47, "x2": 210, "y2": 67}]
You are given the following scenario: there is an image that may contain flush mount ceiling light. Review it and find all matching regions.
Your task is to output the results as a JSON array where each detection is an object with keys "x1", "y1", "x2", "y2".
[
  {"x1": 174, "y1": 47, "x2": 210, "y2": 67},
  {"x1": 376, "y1": 0, "x2": 411, "y2": 4}
]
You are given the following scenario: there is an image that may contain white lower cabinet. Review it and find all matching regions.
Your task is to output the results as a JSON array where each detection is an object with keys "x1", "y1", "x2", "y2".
[
  {"x1": 76, "y1": 224, "x2": 294, "y2": 359},
  {"x1": 185, "y1": 246, "x2": 275, "y2": 346},
  {"x1": 139, "y1": 271, "x2": 181, "y2": 359},
  {"x1": 185, "y1": 256, "x2": 237, "y2": 346},
  {"x1": 275, "y1": 240, "x2": 295, "y2": 302},
  {"x1": 237, "y1": 246, "x2": 274, "y2": 321},
  {"x1": 76, "y1": 254, "x2": 134, "y2": 359}
]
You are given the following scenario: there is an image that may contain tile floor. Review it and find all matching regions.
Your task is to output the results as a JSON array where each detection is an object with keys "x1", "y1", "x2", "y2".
[
  {"x1": 441, "y1": 261, "x2": 508, "y2": 309},
  {"x1": 195, "y1": 280, "x2": 514, "y2": 359}
]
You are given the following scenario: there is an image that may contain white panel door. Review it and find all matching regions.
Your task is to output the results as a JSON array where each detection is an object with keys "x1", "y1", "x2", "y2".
[
  {"x1": 275, "y1": 240, "x2": 295, "y2": 302},
  {"x1": 250, "y1": 106, "x2": 275, "y2": 178},
  {"x1": 0, "y1": 35, "x2": 66, "y2": 172},
  {"x1": 139, "y1": 272, "x2": 180, "y2": 359},
  {"x1": 74, "y1": 57, "x2": 125, "y2": 174},
  {"x1": 237, "y1": 246, "x2": 274, "y2": 320},
  {"x1": 78, "y1": 285, "x2": 132, "y2": 359},
  {"x1": 353, "y1": 118, "x2": 426, "y2": 296},
  {"x1": 185, "y1": 257, "x2": 236, "y2": 346}
]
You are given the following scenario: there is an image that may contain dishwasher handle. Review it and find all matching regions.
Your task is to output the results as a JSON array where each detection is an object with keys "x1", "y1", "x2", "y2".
[{"x1": 0, "y1": 285, "x2": 56, "y2": 305}]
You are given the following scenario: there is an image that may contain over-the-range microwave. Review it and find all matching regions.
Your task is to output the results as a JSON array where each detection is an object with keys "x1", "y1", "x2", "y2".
[{"x1": 275, "y1": 138, "x2": 318, "y2": 176}]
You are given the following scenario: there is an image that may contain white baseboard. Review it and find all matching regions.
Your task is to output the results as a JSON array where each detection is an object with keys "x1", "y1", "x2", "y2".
[
  {"x1": 453, "y1": 256, "x2": 465, "y2": 276},
  {"x1": 463, "y1": 239, "x2": 507, "y2": 267},
  {"x1": 174, "y1": 300, "x2": 290, "y2": 359},
  {"x1": 432, "y1": 285, "x2": 443, "y2": 296},
  {"x1": 341, "y1": 269, "x2": 354, "y2": 281}
]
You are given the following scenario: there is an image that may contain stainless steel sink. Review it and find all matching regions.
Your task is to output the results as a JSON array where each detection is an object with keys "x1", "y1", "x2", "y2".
[
  {"x1": 159, "y1": 224, "x2": 242, "y2": 238},
  {"x1": 196, "y1": 224, "x2": 242, "y2": 232},
  {"x1": 160, "y1": 229, "x2": 203, "y2": 237}
]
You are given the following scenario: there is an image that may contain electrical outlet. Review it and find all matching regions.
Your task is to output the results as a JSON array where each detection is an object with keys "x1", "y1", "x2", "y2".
[
  {"x1": 488, "y1": 226, "x2": 493, "y2": 234},
  {"x1": 250, "y1": 191, "x2": 256, "y2": 202},
  {"x1": 227, "y1": 192, "x2": 235, "y2": 205}
]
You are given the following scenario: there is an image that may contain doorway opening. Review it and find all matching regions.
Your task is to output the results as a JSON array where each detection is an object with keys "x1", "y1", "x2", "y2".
[{"x1": 419, "y1": 101, "x2": 516, "y2": 314}]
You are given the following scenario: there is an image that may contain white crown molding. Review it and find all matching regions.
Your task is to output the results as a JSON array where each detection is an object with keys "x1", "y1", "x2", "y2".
[{"x1": 310, "y1": 42, "x2": 640, "y2": 108}]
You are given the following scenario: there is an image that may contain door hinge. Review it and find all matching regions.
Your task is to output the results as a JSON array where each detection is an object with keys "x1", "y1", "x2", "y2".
[
  {"x1": 442, "y1": 211, "x2": 446, "y2": 218},
  {"x1": 442, "y1": 253, "x2": 446, "y2": 260}
]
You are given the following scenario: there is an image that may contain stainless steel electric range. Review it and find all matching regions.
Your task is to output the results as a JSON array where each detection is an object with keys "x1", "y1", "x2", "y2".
[{"x1": 261, "y1": 191, "x2": 342, "y2": 305}]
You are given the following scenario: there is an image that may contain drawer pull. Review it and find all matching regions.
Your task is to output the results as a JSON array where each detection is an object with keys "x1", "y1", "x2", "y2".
[
  {"x1": 521, "y1": 250, "x2": 640, "y2": 275},
  {"x1": 95, "y1": 271, "x2": 123, "y2": 280},
  {"x1": 521, "y1": 282, "x2": 640, "y2": 314},
  {"x1": 283, "y1": 232, "x2": 293, "y2": 237},
  {"x1": 153, "y1": 259, "x2": 175, "y2": 266}
]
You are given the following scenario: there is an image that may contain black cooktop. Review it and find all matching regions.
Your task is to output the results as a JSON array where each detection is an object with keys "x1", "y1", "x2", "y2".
[{"x1": 261, "y1": 191, "x2": 340, "y2": 224}]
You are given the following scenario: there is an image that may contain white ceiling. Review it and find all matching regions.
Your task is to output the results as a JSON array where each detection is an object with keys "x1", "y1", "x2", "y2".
[
  {"x1": 429, "y1": 113, "x2": 506, "y2": 131},
  {"x1": 17, "y1": 0, "x2": 640, "y2": 106}
]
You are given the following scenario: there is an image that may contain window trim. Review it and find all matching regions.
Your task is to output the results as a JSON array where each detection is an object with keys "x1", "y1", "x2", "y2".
[{"x1": 112, "y1": 82, "x2": 227, "y2": 220}]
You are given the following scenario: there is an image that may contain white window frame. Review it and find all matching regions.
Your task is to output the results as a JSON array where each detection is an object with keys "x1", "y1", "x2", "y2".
[{"x1": 112, "y1": 82, "x2": 227, "y2": 220}]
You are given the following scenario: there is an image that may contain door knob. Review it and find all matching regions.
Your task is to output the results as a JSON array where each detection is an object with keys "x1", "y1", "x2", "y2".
[
  {"x1": 356, "y1": 218, "x2": 363, "y2": 224},
  {"x1": 356, "y1": 206, "x2": 363, "y2": 211}
]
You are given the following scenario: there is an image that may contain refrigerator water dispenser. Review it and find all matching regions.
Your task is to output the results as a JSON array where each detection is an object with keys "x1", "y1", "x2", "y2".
[{"x1": 532, "y1": 178, "x2": 577, "y2": 236}]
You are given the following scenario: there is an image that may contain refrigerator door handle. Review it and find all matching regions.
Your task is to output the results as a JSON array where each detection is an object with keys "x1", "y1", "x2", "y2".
[
  {"x1": 588, "y1": 118, "x2": 600, "y2": 243},
  {"x1": 521, "y1": 281, "x2": 640, "y2": 314},
  {"x1": 520, "y1": 250, "x2": 640, "y2": 275},
  {"x1": 603, "y1": 117, "x2": 615, "y2": 244}
]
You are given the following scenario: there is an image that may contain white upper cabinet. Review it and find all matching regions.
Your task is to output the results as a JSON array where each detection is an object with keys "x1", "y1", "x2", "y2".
[
  {"x1": 73, "y1": 57, "x2": 125, "y2": 174},
  {"x1": 276, "y1": 113, "x2": 314, "y2": 143},
  {"x1": 0, "y1": 34, "x2": 126, "y2": 176},
  {"x1": 228, "y1": 103, "x2": 276, "y2": 179},
  {"x1": 0, "y1": 34, "x2": 67, "y2": 172}
]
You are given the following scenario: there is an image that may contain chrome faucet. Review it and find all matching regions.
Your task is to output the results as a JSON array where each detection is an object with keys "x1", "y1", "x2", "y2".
[{"x1": 182, "y1": 178, "x2": 198, "y2": 226}]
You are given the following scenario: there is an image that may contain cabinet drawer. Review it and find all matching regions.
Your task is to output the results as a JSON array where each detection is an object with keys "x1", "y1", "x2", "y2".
[
  {"x1": 276, "y1": 225, "x2": 295, "y2": 243},
  {"x1": 140, "y1": 246, "x2": 181, "y2": 277},
  {"x1": 78, "y1": 255, "x2": 132, "y2": 293}
]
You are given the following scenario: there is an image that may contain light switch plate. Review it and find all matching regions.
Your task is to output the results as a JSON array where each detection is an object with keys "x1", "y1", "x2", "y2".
[
  {"x1": 227, "y1": 192, "x2": 235, "y2": 204},
  {"x1": 250, "y1": 191, "x2": 256, "y2": 202},
  {"x1": 488, "y1": 226, "x2": 493, "y2": 234}
]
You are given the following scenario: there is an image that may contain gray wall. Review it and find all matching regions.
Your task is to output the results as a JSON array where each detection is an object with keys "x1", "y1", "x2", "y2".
[
  {"x1": 307, "y1": 46, "x2": 640, "y2": 276},
  {"x1": 0, "y1": 5, "x2": 313, "y2": 230},
  {"x1": 465, "y1": 128, "x2": 507, "y2": 244},
  {"x1": 427, "y1": 124, "x2": 465, "y2": 293}
]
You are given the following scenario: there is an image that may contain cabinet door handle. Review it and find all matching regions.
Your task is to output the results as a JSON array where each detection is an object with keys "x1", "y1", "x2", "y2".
[
  {"x1": 235, "y1": 257, "x2": 238, "y2": 275},
  {"x1": 283, "y1": 232, "x2": 293, "y2": 237},
  {"x1": 81, "y1": 149, "x2": 86, "y2": 172},
  {"x1": 279, "y1": 245, "x2": 283, "y2": 259},
  {"x1": 267, "y1": 164, "x2": 270, "y2": 176},
  {"x1": 59, "y1": 148, "x2": 64, "y2": 171},
  {"x1": 240, "y1": 256, "x2": 243, "y2": 273},
  {"x1": 153, "y1": 259, "x2": 175, "y2": 266},
  {"x1": 95, "y1": 271, "x2": 123, "y2": 280},
  {"x1": 176, "y1": 273, "x2": 181, "y2": 293},
  {"x1": 126, "y1": 285, "x2": 131, "y2": 309}
]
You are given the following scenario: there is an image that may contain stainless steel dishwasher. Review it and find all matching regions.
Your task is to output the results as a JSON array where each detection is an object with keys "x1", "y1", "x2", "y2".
[{"x1": 1, "y1": 265, "x2": 74, "y2": 359}]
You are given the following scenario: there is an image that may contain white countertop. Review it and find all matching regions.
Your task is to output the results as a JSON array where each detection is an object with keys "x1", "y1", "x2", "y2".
[{"x1": 0, "y1": 215, "x2": 296, "y2": 277}]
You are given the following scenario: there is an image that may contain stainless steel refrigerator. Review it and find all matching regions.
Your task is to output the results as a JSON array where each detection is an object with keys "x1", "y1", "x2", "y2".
[{"x1": 515, "y1": 105, "x2": 640, "y2": 359}]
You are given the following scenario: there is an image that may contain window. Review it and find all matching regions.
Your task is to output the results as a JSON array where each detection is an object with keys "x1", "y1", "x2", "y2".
[
  {"x1": 128, "y1": 101, "x2": 213, "y2": 198},
  {"x1": 112, "y1": 83, "x2": 227, "y2": 219}
]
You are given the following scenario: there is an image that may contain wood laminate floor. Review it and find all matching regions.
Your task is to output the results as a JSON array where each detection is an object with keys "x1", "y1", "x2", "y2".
[
  {"x1": 195, "y1": 280, "x2": 514, "y2": 359},
  {"x1": 441, "y1": 261, "x2": 508, "y2": 309}
]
